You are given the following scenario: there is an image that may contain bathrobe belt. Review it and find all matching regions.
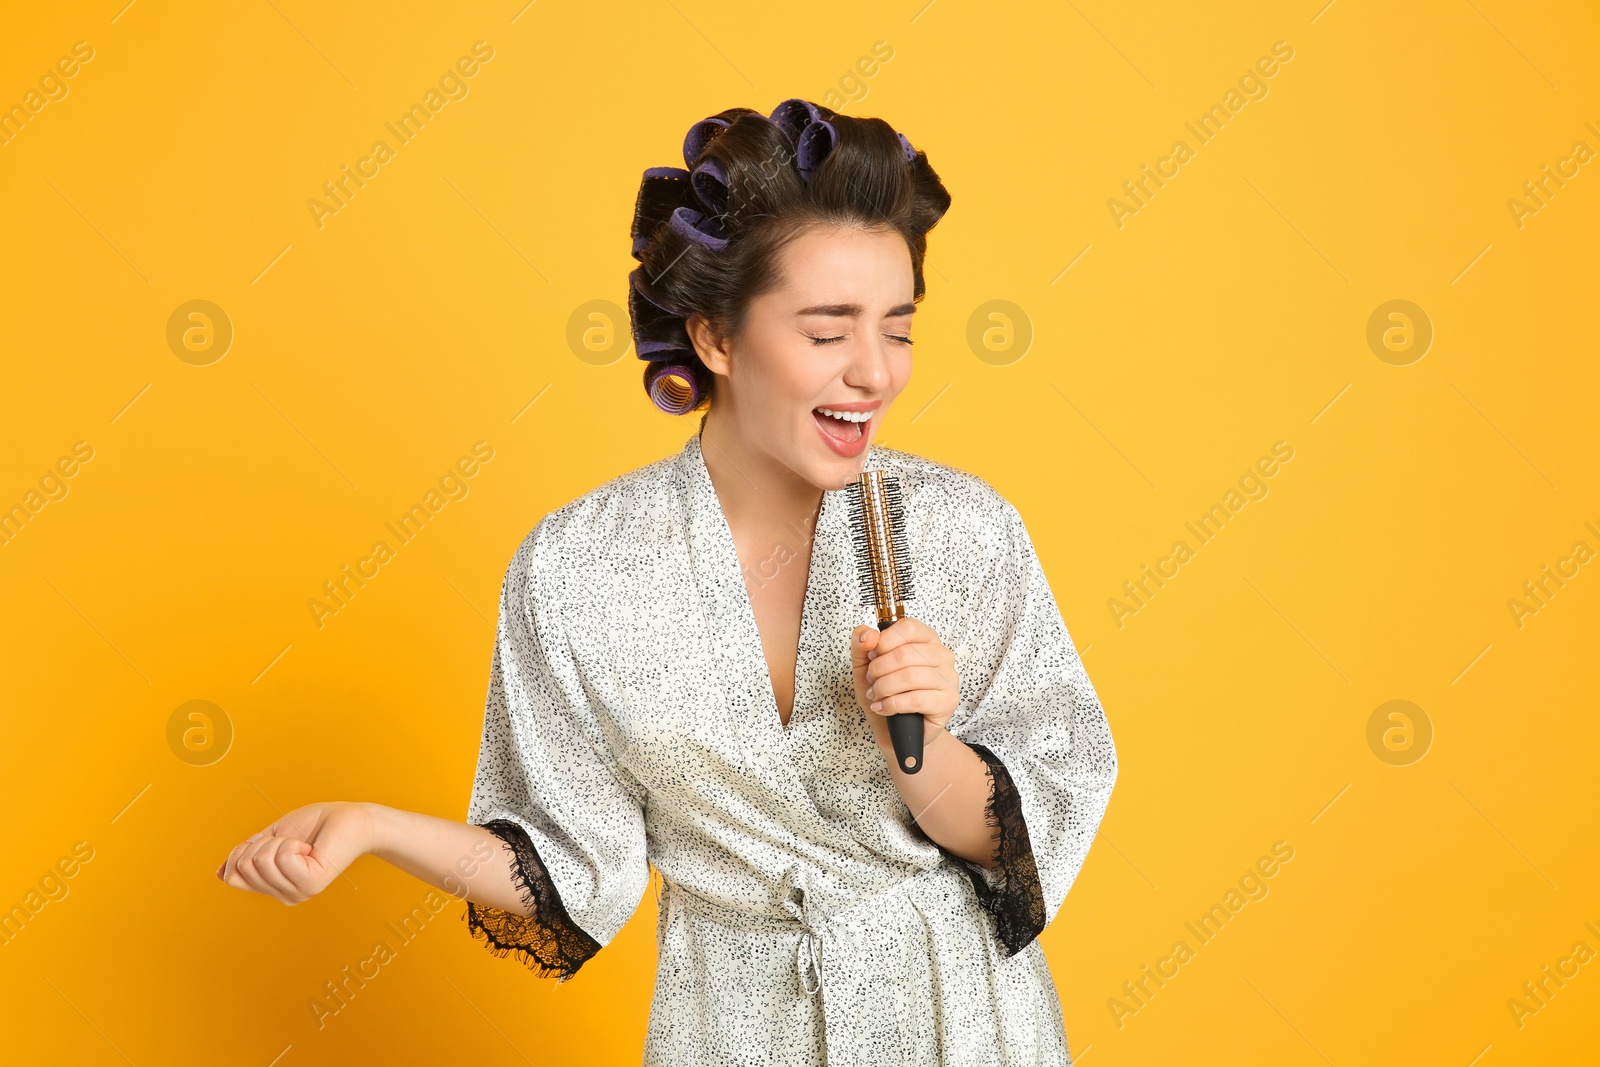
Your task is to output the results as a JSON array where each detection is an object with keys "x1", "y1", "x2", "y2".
[{"x1": 670, "y1": 859, "x2": 964, "y2": 998}]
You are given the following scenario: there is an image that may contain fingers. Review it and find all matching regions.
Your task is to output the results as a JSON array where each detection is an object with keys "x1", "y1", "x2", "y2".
[
  {"x1": 853, "y1": 619, "x2": 961, "y2": 721},
  {"x1": 219, "y1": 831, "x2": 312, "y2": 904},
  {"x1": 865, "y1": 639, "x2": 954, "y2": 686},
  {"x1": 275, "y1": 840, "x2": 325, "y2": 900},
  {"x1": 226, "y1": 839, "x2": 277, "y2": 897},
  {"x1": 250, "y1": 837, "x2": 307, "y2": 902},
  {"x1": 217, "y1": 819, "x2": 271, "y2": 881},
  {"x1": 223, "y1": 840, "x2": 271, "y2": 896},
  {"x1": 863, "y1": 664, "x2": 950, "y2": 713},
  {"x1": 864, "y1": 686, "x2": 943, "y2": 716},
  {"x1": 870, "y1": 615, "x2": 936, "y2": 654},
  {"x1": 219, "y1": 840, "x2": 248, "y2": 886},
  {"x1": 851, "y1": 625, "x2": 880, "y2": 671}
]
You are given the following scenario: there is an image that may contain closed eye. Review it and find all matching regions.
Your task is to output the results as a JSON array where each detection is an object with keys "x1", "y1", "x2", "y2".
[{"x1": 807, "y1": 334, "x2": 915, "y2": 346}]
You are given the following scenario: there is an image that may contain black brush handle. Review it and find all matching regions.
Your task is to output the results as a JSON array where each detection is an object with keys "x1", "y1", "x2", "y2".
[{"x1": 880, "y1": 617, "x2": 925, "y2": 774}]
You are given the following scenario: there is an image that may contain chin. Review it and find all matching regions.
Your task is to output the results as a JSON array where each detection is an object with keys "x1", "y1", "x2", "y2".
[
  {"x1": 798, "y1": 451, "x2": 871, "y2": 492},
  {"x1": 816, "y1": 467, "x2": 864, "y2": 492}
]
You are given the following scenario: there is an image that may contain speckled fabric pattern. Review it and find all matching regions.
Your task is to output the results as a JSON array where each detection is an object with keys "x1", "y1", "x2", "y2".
[{"x1": 464, "y1": 429, "x2": 1118, "y2": 1065}]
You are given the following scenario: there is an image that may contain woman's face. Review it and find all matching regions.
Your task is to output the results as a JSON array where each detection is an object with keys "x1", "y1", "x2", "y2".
[{"x1": 694, "y1": 223, "x2": 916, "y2": 492}]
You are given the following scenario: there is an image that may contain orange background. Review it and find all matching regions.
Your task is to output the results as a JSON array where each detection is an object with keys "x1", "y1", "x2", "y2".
[{"x1": 2, "y1": 1, "x2": 1597, "y2": 1063}]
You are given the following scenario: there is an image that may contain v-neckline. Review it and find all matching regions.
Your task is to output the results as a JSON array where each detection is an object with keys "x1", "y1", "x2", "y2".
[
  {"x1": 774, "y1": 495, "x2": 834, "y2": 735},
  {"x1": 679, "y1": 431, "x2": 877, "y2": 743}
]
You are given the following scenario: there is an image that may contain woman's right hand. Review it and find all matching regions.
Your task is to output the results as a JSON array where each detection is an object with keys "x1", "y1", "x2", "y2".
[{"x1": 216, "y1": 801, "x2": 373, "y2": 905}]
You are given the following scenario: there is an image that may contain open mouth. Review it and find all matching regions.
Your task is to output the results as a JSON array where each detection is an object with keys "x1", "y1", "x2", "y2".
[{"x1": 812, "y1": 406, "x2": 869, "y2": 442}]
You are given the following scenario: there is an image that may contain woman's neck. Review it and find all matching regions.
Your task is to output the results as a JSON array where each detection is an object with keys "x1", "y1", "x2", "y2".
[{"x1": 698, "y1": 407, "x2": 824, "y2": 534}]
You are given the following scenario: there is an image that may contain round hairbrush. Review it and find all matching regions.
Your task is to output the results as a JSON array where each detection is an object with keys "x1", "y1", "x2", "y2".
[{"x1": 846, "y1": 470, "x2": 923, "y2": 774}]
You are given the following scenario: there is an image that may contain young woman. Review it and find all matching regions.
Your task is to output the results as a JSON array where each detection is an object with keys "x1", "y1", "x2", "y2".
[{"x1": 217, "y1": 98, "x2": 1118, "y2": 1066}]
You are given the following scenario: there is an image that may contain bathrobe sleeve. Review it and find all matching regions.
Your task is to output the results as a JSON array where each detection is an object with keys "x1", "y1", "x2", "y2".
[
  {"x1": 937, "y1": 498, "x2": 1118, "y2": 958},
  {"x1": 463, "y1": 522, "x2": 652, "y2": 983}
]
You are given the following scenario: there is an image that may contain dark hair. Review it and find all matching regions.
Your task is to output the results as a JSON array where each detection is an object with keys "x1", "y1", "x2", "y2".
[{"x1": 628, "y1": 98, "x2": 952, "y2": 416}]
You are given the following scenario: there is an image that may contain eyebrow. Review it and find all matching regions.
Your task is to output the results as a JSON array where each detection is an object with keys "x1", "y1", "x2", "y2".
[{"x1": 793, "y1": 302, "x2": 917, "y2": 318}]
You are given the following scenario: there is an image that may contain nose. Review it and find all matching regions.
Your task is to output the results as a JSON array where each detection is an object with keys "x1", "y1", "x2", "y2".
[{"x1": 841, "y1": 333, "x2": 891, "y2": 391}]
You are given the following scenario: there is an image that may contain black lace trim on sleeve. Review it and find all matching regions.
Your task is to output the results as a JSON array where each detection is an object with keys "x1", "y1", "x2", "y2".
[
  {"x1": 930, "y1": 741, "x2": 1048, "y2": 957},
  {"x1": 464, "y1": 818, "x2": 601, "y2": 983}
]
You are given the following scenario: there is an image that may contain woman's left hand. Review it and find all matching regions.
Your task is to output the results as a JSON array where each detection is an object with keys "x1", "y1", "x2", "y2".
[{"x1": 850, "y1": 617, "x2": 960, "y2": 753}]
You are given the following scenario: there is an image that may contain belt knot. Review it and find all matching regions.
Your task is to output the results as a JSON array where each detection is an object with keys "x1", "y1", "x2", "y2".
[
  {"x1": 669, "y1": 861, "x2": 955, "y2": 999},
  {"x1": 779, "y1": 863, "x2": 830, "y2": 996}
]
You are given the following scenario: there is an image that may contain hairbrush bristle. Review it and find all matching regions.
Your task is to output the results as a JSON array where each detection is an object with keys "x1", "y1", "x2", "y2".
[
  {"x1": 848, "y1": 472, "x2": 915, "y2": 619},
  {"x1": 882, "y1": 481, "x2": 915, "y2": 600},
  {"x1": 846, "y1": 486, "x2": 875, "y2": 605}
]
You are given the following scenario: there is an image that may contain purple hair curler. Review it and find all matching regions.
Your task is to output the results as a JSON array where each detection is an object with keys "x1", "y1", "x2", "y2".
[
  {"x1": 769, "y1": 98, "x2": 821, "y2": 145},
  {"x1": 646, "y1": 360, "x2": 702, "y2": 414},
  {"x1": 795, "y1": 119, "x2": 837, "y2": 182},
  {"x1": 682, "y1": 116, "x2": 730, "y2": 169},
  {"x1": 628, "y1": 265, "x2": 687, "y2": 322},
  {"x1": 668, "y1": 206, "x2": 730, "y2": 253},
  {"x1": 690, "y1": 157, "x2": 729, "y2": 218}
]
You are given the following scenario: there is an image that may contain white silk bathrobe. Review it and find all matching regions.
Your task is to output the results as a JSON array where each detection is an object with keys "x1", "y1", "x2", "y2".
[{"x1": 463, "y1": 430, "x2": 1117, "y2": 1066}]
